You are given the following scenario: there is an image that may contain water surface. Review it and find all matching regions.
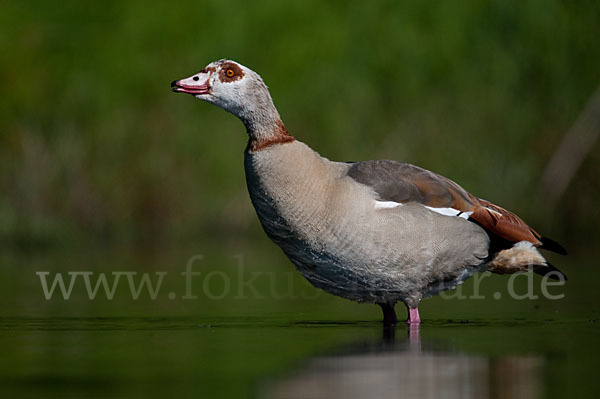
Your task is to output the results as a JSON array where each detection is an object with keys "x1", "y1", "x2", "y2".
[{"x1": 0, "y1": 247, "x2": 597, "y2": 398}]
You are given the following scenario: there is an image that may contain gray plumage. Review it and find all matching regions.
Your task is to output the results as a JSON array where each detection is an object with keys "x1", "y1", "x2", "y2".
[{"x1": 245, "y1": 141, "x2": 489, "y2": 308}]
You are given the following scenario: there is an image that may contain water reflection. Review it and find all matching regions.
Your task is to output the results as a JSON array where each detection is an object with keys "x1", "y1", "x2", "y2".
[{"x1": 259, "y1": 325, "x2": 542, "y2": 399}]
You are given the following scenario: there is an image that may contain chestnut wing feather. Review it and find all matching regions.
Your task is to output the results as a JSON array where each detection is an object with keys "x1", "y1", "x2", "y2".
[{"x1": 347, "y1": 160, "x2": 547, "y2": 248}]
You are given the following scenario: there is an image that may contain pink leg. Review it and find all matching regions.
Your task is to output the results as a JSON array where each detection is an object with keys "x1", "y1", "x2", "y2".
[{"x1": 407, "y1": 307, "x2": 421, "y2": 325}]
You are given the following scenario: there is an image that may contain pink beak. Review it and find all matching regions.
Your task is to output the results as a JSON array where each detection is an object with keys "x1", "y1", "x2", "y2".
[{"x1": 171, "y1": 70, "x2": 211, "y2": 95}]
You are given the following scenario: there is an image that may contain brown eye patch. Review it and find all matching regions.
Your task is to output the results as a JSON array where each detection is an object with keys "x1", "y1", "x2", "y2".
[{"x1": 218, "y1": 62, "x2": 244, "y2": 83}]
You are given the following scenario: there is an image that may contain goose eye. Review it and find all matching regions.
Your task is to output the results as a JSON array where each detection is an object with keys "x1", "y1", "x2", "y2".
[{"x1": 226, "y1": 68, "x2": 235, "y2": 78}]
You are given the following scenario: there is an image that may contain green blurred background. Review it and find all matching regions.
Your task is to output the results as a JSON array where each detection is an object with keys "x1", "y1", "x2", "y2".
[
  {"x1": 2, "y1": 0, "x2": 599, "y2": 252},
  {"x1": 1, "y1": 1, "x2": 600, "y2": 397}
]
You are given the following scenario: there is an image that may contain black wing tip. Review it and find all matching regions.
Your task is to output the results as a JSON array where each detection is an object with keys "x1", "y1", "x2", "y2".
[
  {"x1": 540, "y1": 236, "x2": 567, "y2": 255},
  {"x1": 534, "y1": 262, "x2": 568, "y2": 281}
]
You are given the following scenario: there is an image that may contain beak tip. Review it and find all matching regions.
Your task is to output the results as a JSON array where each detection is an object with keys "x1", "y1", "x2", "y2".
[{"x1": 170, "y1": 80, "x2": 179, "y2": 88}]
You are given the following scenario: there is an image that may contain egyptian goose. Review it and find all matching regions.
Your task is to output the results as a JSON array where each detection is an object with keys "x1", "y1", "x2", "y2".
[{"x1": 171, "y1": 59, "x2": 567, "y2": 326}]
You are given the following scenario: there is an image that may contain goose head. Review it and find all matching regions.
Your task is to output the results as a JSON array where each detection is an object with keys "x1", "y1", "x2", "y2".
[{"x1": 171, "y1": 59, "x2": 285, "y2": 139}]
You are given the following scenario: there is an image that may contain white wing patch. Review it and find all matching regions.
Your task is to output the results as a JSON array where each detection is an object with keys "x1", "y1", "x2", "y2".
[
  {"x1": 374, "y1": 200, "x2": 403, "y2": 210},
  {"x1": 425, "y1": 206, "x2": 473, "y2": 219},
  {"x1": 374, "y1": 201, "x2": 473, "y2": 219},
  {"x1": 458, "y1": 211, "x2": 473, "y2": 219}
]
